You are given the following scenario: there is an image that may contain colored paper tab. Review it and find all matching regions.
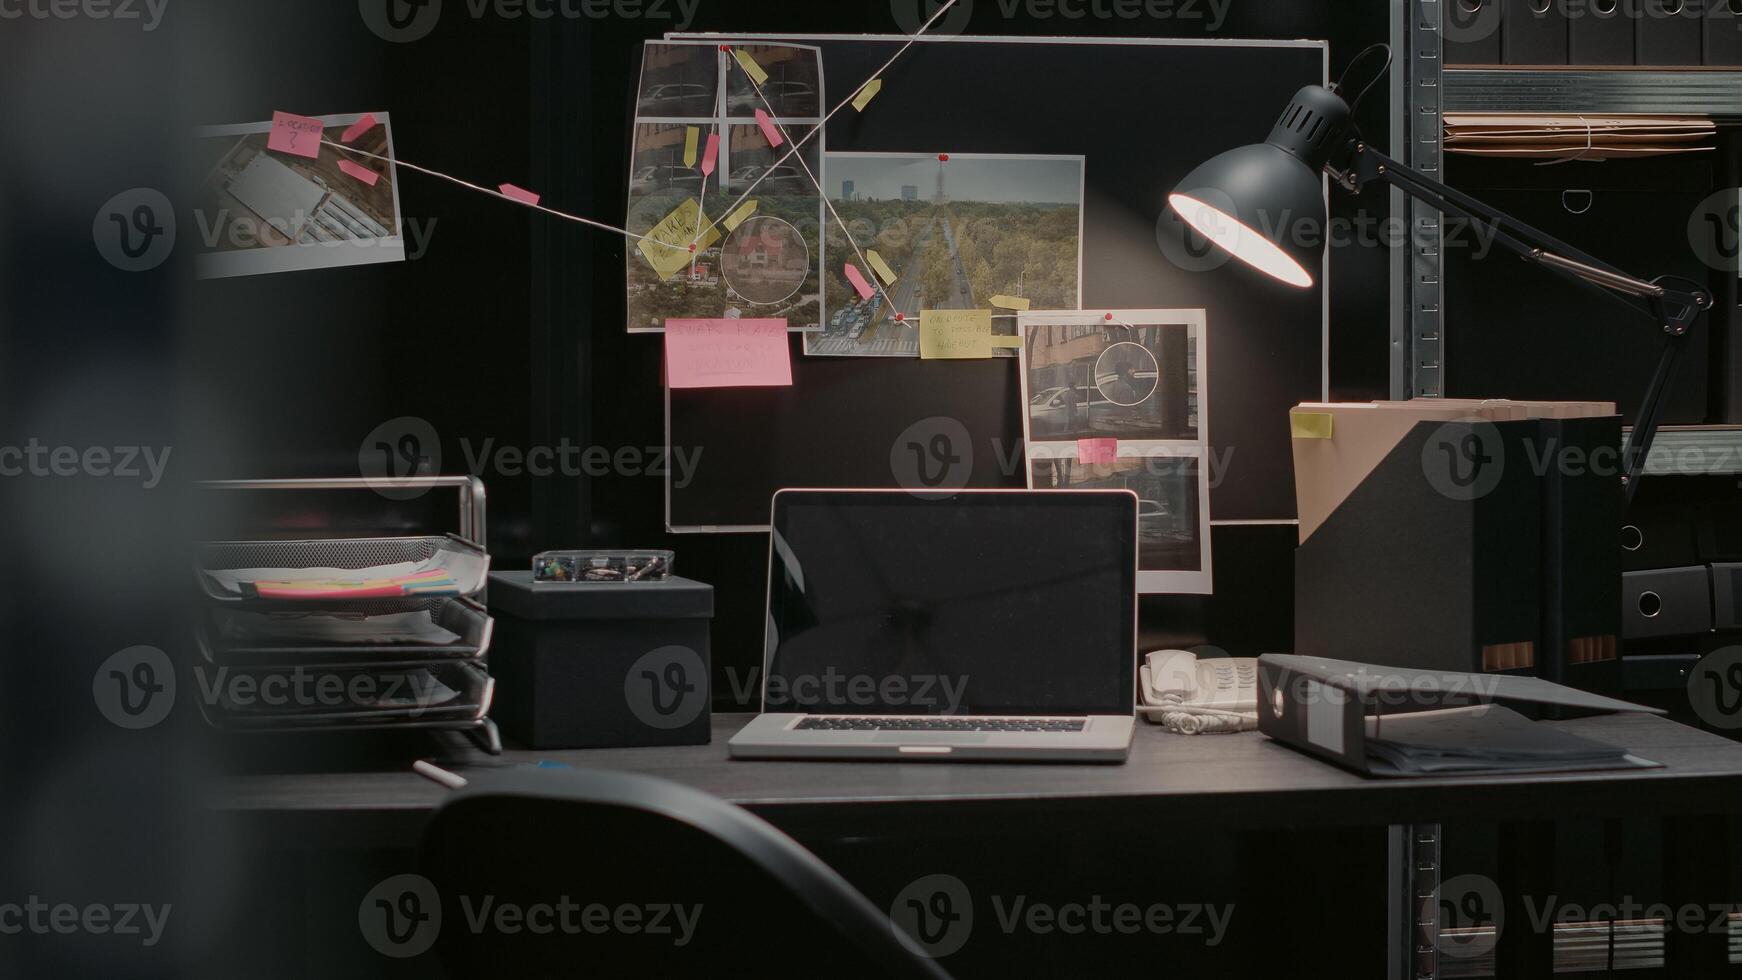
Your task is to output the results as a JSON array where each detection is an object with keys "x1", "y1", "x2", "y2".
[
  {"x1": 754, "y1": 109, "x2": 784, "y2": 148},
  {"x1": 683, "y1": 127, "x2": 699, "y2": 168},
  {"x1": 990, "y1": 335, "x2": 1024, "y2": 349},
  {"x1": 722, "y1": 199, "x2": 759, "y2": 232},
  {"x1": 733, "y1": 48, "x2": 770, "y2": 85},
  {"x1": 851, "y1": 78, "x2": 884, "y2": 112},
  {"x1": 843, "y1": 263, "x2": 876, "y2": 301},
  {"x1": 700, "y1": 133, "x2": 720, "y2": 176},
  {"x1": 866, "y1": 249, "x2": 898, "y2": 286},
  {"x1": 340, "y1": 113, "x2": 378, "y2": 144},
  {"x1": 338, "y1": 159, "x2": 380, "y2": 186},
  {"x1": 267, "y1": 111, "x2": 324, "y2": 159},
  {"x1": 637, "y1": 198, "x2": 722, "y2": 279},
  {"x1": 499, "y1": 183, "x2": 540, "y2": 205},
  {"x1": 1291, "y1": 412, "x2": 1335, "y2": 440},
  {"x1": 989, "y1": 294, "x2": 1031, "y2": 311},
  {"x1": 666, "y1": 318, "x2": 792, "y2": 389},
  {"x1": 1078, "y1": 439, "x2": 1119, "y2": 465},
  {"x1": 919, "y1": 309, "x2": 995, "y2": 360}
]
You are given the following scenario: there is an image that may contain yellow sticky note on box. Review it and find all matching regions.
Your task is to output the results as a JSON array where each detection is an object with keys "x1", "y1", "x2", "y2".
[
  {"x1": 733, "y1": 49, "x2": 769, "y2": 85},
  {"x1": 636, "y1": 198, "x2": 721, "y2": 280},
  {"x1": 989, "y1": 294, "x2": 1031, "y2": 311},
  {"x1": 1290, "y1": 411, "x2": 1335, "y2": 440},
  {"x1": 919, "y1": 309, "x2": 995, "y2": 360}
]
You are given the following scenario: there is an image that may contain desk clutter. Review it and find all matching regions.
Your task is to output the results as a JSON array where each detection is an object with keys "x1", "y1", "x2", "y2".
[{"x1": 194, "y1": 479, "x2": 500, "y2": 753}]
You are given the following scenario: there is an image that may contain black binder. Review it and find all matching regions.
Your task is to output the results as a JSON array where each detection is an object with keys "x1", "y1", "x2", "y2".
[
  {"x1": 1709, "y1": 0, "x2": 1742, "y2": 64},
  {"x1": 1538, "y1": 415, "x2": 1623, "y2": 697},
  {"x1": 1448, "y1": 0, "x2": 1506, "y2": 64},
  {"x1": 1505, "y1": 0, "x2": 1571, "y2": 64},
  {"x1": 1570, "y1": 0, "x2": 1637, "y2": 64},
  {"x1": 1635, "y1": 0, "x2": 1704, "y2": 65}
]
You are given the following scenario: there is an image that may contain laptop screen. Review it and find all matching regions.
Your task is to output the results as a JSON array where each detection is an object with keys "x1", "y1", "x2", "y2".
[{"x1": 764, "y1": 490, "x2": 1137, "y2": 716}]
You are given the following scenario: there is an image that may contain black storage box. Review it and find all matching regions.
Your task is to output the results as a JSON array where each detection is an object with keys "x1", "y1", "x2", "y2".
[{"x1": 488, "y1": 571, "x2": 713, "y2": 749}]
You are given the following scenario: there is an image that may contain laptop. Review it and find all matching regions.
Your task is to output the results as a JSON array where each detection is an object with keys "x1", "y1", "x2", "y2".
[{"x1": 728, "y1": 489, "x2": 1139, "y2": 762}]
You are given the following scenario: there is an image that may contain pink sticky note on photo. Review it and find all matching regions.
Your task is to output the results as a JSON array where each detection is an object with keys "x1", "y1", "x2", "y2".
[
  {"x1": 754, "y1": 109, "x2": 784, "y2": 148},
  {"x1": 340, "y1": 113, "x2": 378, "y2": 144},
  {"x1": 499, "y1": 183, "x2": 540, "y2": 205},
  {"x1": 844, "y1": 263, "x2": 875, "y2": 301},
  {"x1": 666, "y1": 319, "x2": 792, "y2": 389},
  {"x1": 1078, "y1": 438, "x2": 1119, "y2": 465},
  {"x1": 338, "y1": 159, "x2": 380, "y2": 186},
  {"x1": 700, "y1": 133, "x2": 720, "y2": 176},
  {"x1": 267, "y1": 111, "x2": 325, "y2": 160}
]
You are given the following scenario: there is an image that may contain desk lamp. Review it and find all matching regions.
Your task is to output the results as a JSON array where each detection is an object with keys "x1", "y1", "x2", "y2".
[{"x1": 1167, "y1": 44, "x2": 1711, "y2": 501}]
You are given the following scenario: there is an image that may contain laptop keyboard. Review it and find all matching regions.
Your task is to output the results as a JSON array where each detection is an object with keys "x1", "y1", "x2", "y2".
[{"x1": 795, "y1": 717, "x2": 1087, "y2": 733}]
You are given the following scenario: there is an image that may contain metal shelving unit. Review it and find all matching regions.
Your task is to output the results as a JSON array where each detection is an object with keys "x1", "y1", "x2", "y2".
[
  {"x1": 1444, "y1": 68, "x2": 1742, "y2": 117},
  {"x1": 1390, "y1": 0, "x2": 1446, "y2": 400}
]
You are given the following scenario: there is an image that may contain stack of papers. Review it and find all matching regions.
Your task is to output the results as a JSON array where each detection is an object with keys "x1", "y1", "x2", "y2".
[
  {"x1": 1445, "y1": 113, "x2": 1715, "y2": 161},
  {"x1": 1363, "y1": 706, "x2": 1648, "y2": 776}
]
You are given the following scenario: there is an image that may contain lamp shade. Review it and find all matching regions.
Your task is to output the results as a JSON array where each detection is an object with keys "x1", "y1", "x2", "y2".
[{"x1": 1166, "y1": 84, "x2": 1353, "y2": 289}]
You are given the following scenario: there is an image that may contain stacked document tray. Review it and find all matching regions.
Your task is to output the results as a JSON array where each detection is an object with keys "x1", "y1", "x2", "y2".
[{"x1": 194, "y1": 478, "x2": 500, "y2": 753}]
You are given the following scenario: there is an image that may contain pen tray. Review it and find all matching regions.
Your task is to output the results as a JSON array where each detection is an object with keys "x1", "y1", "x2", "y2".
[
  {"x1": 199, "y1": 596, "x2": 494, "y2": 668},
  {"x1": 196, "y1": 533, "x2": 489, "y2": 611}
]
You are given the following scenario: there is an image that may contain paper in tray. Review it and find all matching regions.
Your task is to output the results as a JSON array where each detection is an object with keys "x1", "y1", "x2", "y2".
[{"x1": 198, "y1": 536, "x2": 489, "y2": 606}]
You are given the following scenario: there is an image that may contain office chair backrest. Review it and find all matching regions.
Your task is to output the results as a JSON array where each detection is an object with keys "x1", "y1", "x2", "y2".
[{"x1": 419, "y1": 768, "x2": 955, "y2": 980}]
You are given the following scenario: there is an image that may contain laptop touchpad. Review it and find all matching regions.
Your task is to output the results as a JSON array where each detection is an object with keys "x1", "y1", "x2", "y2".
[{"x1": 872, "y1": 733, "x2": 991, "y2": 744}]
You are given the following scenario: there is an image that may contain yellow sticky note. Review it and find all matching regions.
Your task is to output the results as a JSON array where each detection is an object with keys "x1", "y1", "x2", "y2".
[
  {"x1": 1290, "y1": 412, "x2": 1335, "y2": 440},
  {"x1": 722, "y1": 199, "x2": 759, "y2": 232},
  {"x1": 989, "y1": 294, "x2": 1031, "y2": 311},
  {"x1": 683, "y1": 127, "x2": 699, "y2": 168},
  {"x1": 733, "y1": 49, "x2": 769, "y2": 85},
  {"x1": 919, "y1": 309, "x2": 995, "y2": 360},
  {"x1": 866, "y1": 249, "x2": 898, "y2": 286},
  {"x1": 851, "y1": 78, "x2": 883, "y2": 112},
  {"x1": 636, "y1": 198, "x2": 722, "y2": 280}
]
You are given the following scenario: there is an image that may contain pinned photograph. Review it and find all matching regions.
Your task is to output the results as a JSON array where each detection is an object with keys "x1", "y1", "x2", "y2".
[
  {"x1": 811, "y1": 153, "x2": 1084, "y2": 357},
  {"x1": 192, "y1": 112, "x2": 404, "y2": 279},
  {"x1": 1021, "y1": 309, "x2": 1211, "y2": 594},
  {"x1": 626, "y1": 40, "x2": 824, "y2": 332}
]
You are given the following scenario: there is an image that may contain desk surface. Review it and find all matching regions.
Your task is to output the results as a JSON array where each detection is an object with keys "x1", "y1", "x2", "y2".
[{"x1": 220, "y1": 713, "x2": 1742, "y2": 845}]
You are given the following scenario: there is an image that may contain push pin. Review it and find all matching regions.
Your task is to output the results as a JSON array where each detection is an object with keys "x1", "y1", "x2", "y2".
[
  {"x1": 939, "y1": 154, "x2": 950, "y2": 162},
  {"x1": 895, "y1": 313, "x2": 906, "y2": 322},
  {"x1": 688, "y1": 244, "x2": 697, "y2": 253},
  {"x1": 1105, "y1": 313, "x2": 1114, "y2": 320}
]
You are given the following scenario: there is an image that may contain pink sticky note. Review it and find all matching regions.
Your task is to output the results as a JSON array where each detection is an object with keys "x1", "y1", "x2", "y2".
[
  {"x1": 340, "y1": 113, "x2": 378, "y2": 144},
  {"x1": 338, "y1": 159, "x2": 380, "y2": 186},
  {"x1": 666, "y1": 319, "x2": 792, "y2": 389},
  {"x1": 844, "y1": 263, "x2": 875, "y2": 301},
  {"x1": 1078, "y1": 438, "x2": 1119, "y2": 465},
  {"x1": 499, "y1": 183, "x2": 540, "y2": 205},
  {"x1": 700, "y1": 133, "x2": 720, "y2": 177},
  {"x1": 754, "y1": 109, "x2": 784, "y2": 148},
  {"x1": 267, "y1": 111, "x2": 325, "y2": 160}
]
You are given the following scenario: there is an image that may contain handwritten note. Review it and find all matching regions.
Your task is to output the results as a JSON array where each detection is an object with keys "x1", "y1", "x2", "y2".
[
  {"x1": 866, "y1": 249, "x2": 898, "y2": 286},
  {"x1": 701, "y1": 133, "x2": 720, "y2": 176},
  {"x1": 733, "y1": 48, "x2": 770, "y2": 85},
  {"x1": 754, "y1": 109, "x2": 784, "y2": 148},
  {"x1": 989, "y1": 294, "x2": 1031, "y2": 311},
  {"x1": 1078, "y1": 438, "x2": 1119, "y2": 465},
  {"x1": 683, "y1": 127, "x2": 699, "y2": 168},
  {"x1": 338, "y1": 159, "x2": 380, "y2": 186},
  {"x1": 666, "y1": 319, "x2": 792, "y2": 389},
  {"x1": 843, "y1": 263, "x2": 876, "y2": 301},
  {"x1": 851, "y1": 78, "x2": 883, "y2": 112},
  {"x1": 499, "y1": 184, "x2": 540, "y2": 205},
  {"x1": 919, "y1": 309, "x2": 995, "y2": 360},
  {"x1": 637, "y1": 198, "x2": 721, "y2": 279},
  {"x1": 340, "y1": 113, "x2": 379, "y2": 144},
  {"x1": 267, "y1": 111, "x2": 325, "y2": 160}
]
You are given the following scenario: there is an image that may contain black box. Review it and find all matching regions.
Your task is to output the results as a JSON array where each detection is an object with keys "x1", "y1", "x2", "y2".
[
  {"x1": 1635, "y1": 0, "x2": 1704, "y2": 64},
  {"x1": 1708, "y1": 0, "x2": 1742, "y2": 64},
  {"x1": 1505, "y1": 0, "x2": 1571, "y2": 63},
  {"x1": 488, "y1": 571, "x2": 713, "y2": 749},
  {"x1": 1448, "y1": 0, "x2": 1506, "y2": 64},
  {"x1": 1538, "y1": 416, "x2": 1624, "y2": 697},
  {"x1": 1569, "y1": 0, "x2": 1637, "y2": 63}
]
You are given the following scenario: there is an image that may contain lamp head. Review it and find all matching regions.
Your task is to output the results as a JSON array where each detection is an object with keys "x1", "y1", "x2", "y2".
[{"x1": 1166, "y1": 84, "x2": 1354, "y2": 289}]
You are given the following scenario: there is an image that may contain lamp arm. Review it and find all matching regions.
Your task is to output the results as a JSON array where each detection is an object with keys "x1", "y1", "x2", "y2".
[{"x1": 1331, "y1": 140, "x2": 1712, "y2": 501}]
